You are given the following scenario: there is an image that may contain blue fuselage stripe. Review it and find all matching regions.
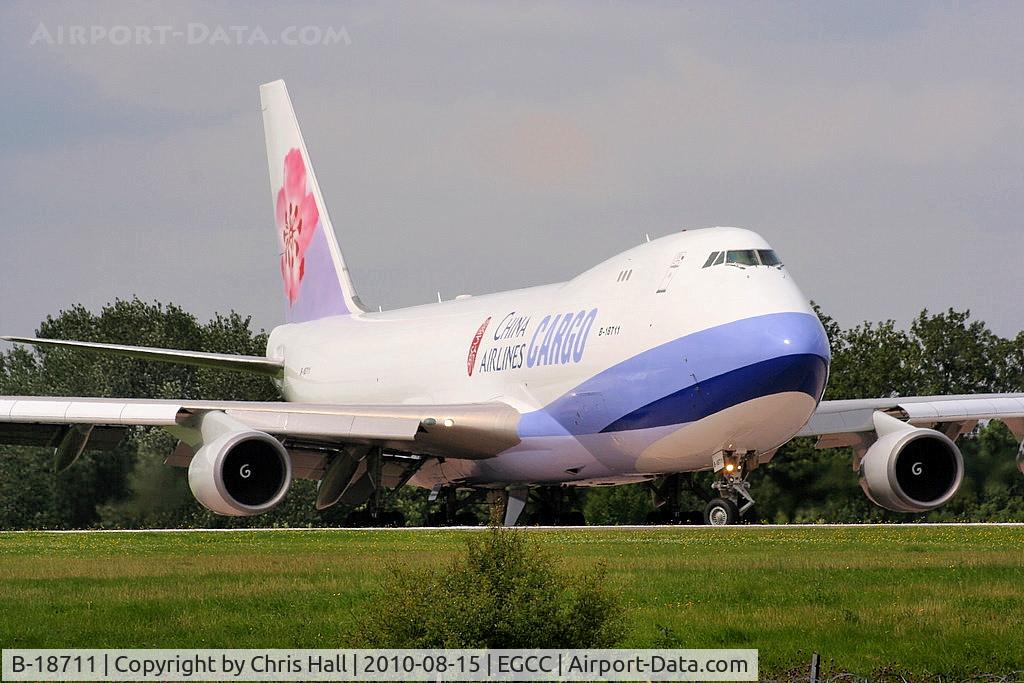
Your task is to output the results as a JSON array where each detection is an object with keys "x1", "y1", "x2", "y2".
[
  {"x1": 600, "y1": 353, "x2": 828, "y2": 433},
  {"x1": 517, "y1": 312, "x2": 831, "y2": 438}
]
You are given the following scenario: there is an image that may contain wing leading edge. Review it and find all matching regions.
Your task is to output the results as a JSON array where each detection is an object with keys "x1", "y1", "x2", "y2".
[
  {"x1": 801, "y1": 393, "x2": 1024, "y2": 448},
  {"x1": 0, "y1": 336, "x2": 284, "y2": 378}
]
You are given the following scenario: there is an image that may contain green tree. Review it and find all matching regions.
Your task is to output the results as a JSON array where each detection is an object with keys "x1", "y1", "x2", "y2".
[
  {"x1": 826, "y1": 319, "x2": 918, "y2": 400},
  {"x1": 0, "y1": 298, "x2": 278, "y2": 530},
  {"x1": 583, "y1": 483, "x2": 653, "y2": 524},
  {"x1": 906, "y1": 309, "x2": 1005, "y2": 395}
]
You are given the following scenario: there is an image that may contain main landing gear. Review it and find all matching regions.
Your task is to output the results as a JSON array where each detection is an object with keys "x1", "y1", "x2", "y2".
[
  {"x1": 425, "y1": 486, "x2": 487, "y2": 526},
  {"x1": 703, "y1": 450, "x2": 757, "y2": 526},
  {"x1": 314, "y1": 445, "x2": 422, "y2": 527},
  {"x1": 476, "y1": 485, "x2": 587, "y2": 526}
]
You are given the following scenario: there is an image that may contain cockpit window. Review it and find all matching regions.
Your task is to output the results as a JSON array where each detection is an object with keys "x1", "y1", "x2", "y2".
[
  {"x1": 726, "y1": 250, "x2": 758, "y2": 266},
  {"x1": 758, "y1": 249, "x2": 782, "y2": 266},
  {"x1": 702, "y1": 249, "x2": 783, "y2": 268}
]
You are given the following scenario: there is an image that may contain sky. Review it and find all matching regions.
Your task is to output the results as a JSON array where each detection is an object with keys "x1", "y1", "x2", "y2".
[{"x1": 1, "y1": 1, "x2": 1022, "y2": 342}]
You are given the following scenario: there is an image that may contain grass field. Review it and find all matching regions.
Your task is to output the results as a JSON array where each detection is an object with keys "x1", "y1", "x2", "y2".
[{"x1": 1, "y1": 526, "x2": 1023, "y2": 679}]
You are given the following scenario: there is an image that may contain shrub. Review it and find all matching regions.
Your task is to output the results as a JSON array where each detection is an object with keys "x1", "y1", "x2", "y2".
[{"x1": 353, "y1": 528, "x2": 625, "y2": 647}]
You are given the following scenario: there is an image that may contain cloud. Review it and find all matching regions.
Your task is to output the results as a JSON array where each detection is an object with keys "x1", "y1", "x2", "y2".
[{"x1": 0, "y1": 0, "x2": 1021, "y2": 339}]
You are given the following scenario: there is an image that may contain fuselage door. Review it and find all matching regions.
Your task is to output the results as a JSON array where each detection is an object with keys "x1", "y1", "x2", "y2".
[
  {"x1": 656, "y1": 252, "x2": 686, "y2": 293},
  {"x1": 572, "y1": 391, "x2": 610, "y2": 433}
]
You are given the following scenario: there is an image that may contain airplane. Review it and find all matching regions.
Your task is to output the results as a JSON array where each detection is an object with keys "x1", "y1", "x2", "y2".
[{"x1": 2, "y1": 79, "x2": 1023, "y2": 527}]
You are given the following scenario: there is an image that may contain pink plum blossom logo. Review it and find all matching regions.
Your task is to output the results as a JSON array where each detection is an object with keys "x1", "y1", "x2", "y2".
[{"x1": 276, "y1": 148, "x2": 319, "y2": 305}]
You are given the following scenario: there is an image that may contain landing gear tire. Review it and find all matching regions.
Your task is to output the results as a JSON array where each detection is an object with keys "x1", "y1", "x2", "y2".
[
  {"x1": 378, "y1": 510, "x2": 406, "y2": 528},
  {"x1": 344, "y1": 508, "x2": 372, "y2": 527},
  {"x1": 345, "y1": 508, "x2": 404, "y2": 527},
  {"x1": 560, "y1": 511, "x2": 586, "y2": 526},
  {"x1": 453, "y1": 512, "x2": 482, "y2": 526},
  {"x1": 645, "y1": 508, "x2": 672, "y2": 524},
  {"x1": 704, "y1": 498, "x2": 740, "y2": 526}
]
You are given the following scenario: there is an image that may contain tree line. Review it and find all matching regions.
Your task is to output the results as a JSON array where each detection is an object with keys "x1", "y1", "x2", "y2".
[{"x1": 1, "y1": 298, "x2": 1022, "y2": 529}]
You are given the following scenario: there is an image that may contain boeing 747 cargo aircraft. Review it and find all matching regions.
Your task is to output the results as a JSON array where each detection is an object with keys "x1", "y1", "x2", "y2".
[{"x1": 2, "y1": 80, "x2": 1022, "y2": 526}]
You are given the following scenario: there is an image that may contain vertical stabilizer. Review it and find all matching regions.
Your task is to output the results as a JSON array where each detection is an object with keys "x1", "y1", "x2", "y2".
[{"x1": 260, "y1": 79, "x2": 365, "y2": 322}]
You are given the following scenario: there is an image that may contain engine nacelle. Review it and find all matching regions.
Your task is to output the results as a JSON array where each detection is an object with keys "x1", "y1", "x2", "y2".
[
  {"x1": 859, "y1": 413, "x2": 964, "y2": 513},
  {"x1": 187, "y1": 412, "x2": 292, "y2": 516}
]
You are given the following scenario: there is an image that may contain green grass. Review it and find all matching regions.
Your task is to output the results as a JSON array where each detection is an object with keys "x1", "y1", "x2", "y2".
[{"x1": 1, "y1": 526, "x2": 1023, "y2": 678}]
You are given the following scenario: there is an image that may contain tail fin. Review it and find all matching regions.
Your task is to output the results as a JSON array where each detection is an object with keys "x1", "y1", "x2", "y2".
[{"x1": 260, "y1": 79, "x2": 365, "y2": 322}]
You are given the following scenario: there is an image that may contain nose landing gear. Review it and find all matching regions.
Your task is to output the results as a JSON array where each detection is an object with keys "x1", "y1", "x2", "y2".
[
  {"x1": 703, "y1": 498, "x2": 739, "y2": 525},
  {"x1": 703, "y1": 450, "x2": 757, "y2": 526}
]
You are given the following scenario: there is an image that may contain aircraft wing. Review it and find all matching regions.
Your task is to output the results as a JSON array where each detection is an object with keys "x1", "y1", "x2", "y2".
[
  {"x1": 0, "y1": 396, "x2": 521, "y2": 477},
  {"x1": 0, "y1": 336, "x2": 285, "y2": 378},
  {"x1": 800, "y1": 393, "x2": 1024, "y2": 449}
]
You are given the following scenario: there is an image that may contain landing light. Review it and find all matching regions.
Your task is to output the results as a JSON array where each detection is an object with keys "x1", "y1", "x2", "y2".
[
  {"x1": 725, "y1": 463, "x2": 736, "y2": 473},
  {"x1": 443, "y1": 418, "x2": 455, "y2": 428}
]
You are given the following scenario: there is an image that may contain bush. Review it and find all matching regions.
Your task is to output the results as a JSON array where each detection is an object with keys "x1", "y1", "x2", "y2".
[{"x1": 353, "y1": 528, "x2": 625, "y2": 647}]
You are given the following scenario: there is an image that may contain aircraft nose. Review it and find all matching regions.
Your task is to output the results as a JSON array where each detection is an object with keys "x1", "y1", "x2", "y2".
[
  {"x1": 780, "y1": 312, "x2": 830, "y2": 356},
  {"x1": 767, "y1": 313, "x2": 831, "y2": 403}
]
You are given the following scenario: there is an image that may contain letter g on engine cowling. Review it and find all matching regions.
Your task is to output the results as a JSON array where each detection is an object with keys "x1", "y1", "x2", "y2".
[
  {"x1": 186, "y1": 411, "x2": 292, "y2": 516},
  {"x1": 859, "y1": 411, "x2": 964, "y2": 513}
]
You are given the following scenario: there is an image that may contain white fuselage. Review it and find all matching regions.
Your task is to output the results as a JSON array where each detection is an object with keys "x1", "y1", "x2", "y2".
[{"x1": 267, "y1": 227, "x2": 831, "y2": 489}]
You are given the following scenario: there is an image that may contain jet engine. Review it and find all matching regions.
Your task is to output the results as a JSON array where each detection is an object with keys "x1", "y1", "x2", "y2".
[
  {"x1": 859, "y1": 412, "x2": 963, "y2": 513},
  {"x1": 187, "y1": 412, "x2": 292, "y2": 516}
]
